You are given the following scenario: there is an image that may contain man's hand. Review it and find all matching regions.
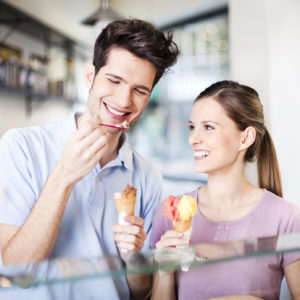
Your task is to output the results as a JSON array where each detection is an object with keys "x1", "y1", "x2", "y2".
[
  {"x1": 112, "y1": 216, "x2": 151, "y2": 299},
  {"x1": 57, "y1": 120, "x2": 107, "y2": 185},
  {"x1": 112, "y1": 215, "x2": 147, "y2": 258}
]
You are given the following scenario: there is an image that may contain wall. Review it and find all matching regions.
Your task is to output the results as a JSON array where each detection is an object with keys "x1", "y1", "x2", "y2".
[
  {"x1": 229, "y1": 0, "x2": 300, "y2": 206},
  {"x1": 267, "y1": 0, "x2": 300, "y2": 206}
]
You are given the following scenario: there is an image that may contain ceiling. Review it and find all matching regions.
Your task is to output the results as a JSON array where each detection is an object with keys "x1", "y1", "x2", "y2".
[{"x1": 2, "y1": 0, "x2": 227, "y2": 46}]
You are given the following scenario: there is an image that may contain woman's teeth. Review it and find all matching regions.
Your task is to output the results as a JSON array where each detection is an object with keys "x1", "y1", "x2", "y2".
[
  {"x1": 106, "y1": 104, "x2": 126, "y2": 116},
  {"x1": 194, "y1": 151, "x2": 209, "y2": 158}
]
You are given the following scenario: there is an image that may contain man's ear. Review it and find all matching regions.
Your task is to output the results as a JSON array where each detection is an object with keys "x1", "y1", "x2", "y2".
[
  {"x1": 239, "y1": 126, "x2": 256, "y2": 151},
  {"x1": 84, "y1": 63, "x2": 95, "y2": 90}
]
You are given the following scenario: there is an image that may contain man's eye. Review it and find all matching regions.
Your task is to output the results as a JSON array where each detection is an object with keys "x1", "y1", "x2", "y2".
[
  {"x1": 135, "y1": 89, "x2": 147, "y2": 96},
  {"x1": 189, "y1": 125, "x2": 194, "y2": 131},
  {"x1": 108, "y1": 78, "x2": 119, "y2": 84}
]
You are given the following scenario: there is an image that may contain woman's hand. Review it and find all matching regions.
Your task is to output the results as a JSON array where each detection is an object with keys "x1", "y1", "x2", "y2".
[{"x1": 155, "y1": 230, "x2": 190, "y2": 249}]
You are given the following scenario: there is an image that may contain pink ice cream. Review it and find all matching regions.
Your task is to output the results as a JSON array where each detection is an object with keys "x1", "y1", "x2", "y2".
[{"x1": 163, "y1": 195, "x2": 181, "y2": 221}]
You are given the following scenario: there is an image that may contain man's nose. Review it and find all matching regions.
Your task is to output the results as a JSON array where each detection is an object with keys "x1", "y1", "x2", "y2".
[{"x1": 116, "y1": 86, "x2": 132, "y2": 108}]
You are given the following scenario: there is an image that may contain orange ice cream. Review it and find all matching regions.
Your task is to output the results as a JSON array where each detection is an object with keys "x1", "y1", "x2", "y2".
[{"x1": 177, "y1": 195, "x2": 197, "y2": 221}]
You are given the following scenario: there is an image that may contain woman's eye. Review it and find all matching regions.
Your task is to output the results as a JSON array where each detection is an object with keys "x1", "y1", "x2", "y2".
[
  {"x1": 205, "y1": 125, "x2": 214, "y2": 130},
  {"x1": 189, "y1": 125, "x2": 194, "y2": 131}
]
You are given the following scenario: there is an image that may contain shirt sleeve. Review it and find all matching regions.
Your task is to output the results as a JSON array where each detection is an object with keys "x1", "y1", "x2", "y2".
[{"x1": 0, "y1": 129, "x2": 37, "y2": 227}]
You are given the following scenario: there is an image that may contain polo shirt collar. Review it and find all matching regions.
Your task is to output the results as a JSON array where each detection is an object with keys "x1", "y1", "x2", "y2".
[
  {"x1": 117, "y1": 133, "x2": 133, "y2": 171},
  {"x1": 58, "y1": 112, "x2": 79, "y2": 152}
]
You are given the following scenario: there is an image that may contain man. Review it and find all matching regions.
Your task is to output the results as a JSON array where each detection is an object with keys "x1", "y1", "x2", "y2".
[{"x1": 0, "y1": 19, "x2": 179, "y2": 299}]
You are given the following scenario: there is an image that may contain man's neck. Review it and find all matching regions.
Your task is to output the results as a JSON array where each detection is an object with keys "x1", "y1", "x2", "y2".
[{"x1": 99, "y1": 132, "x2": 123, "y2": 167}]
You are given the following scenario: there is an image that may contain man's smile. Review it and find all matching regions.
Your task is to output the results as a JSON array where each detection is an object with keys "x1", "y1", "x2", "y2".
[{"x1": 103, "y1": 101, "x2": 131, "y2": 120}]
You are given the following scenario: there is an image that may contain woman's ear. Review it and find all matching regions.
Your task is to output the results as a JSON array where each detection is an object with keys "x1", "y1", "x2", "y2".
[
  {"x1": 84, "y1": 63, "x2": 95, "y2": 90},
  {"x1": 239, "y1": 126, "x2": 256, "y2": 151}
]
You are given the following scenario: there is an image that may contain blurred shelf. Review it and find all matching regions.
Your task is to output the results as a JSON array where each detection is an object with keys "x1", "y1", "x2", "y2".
[
  {"x1": 0, "y1": 85, "x2": 82, "y2": 115},
  {"x1": 0, "y1": 1, "x2": 88, "y2": 116}
]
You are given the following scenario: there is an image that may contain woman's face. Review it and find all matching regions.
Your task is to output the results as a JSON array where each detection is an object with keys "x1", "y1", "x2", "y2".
[{"x1": 188, "y1": 97, "x2": 245, "y2": 175}]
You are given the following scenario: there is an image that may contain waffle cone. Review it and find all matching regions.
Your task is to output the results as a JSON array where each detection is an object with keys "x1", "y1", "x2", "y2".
[
  {"x1": 172, "y1": 218, "x2": 192, "y2": 233},
  {"x1": 114, "y1": 185, "x2": 136, "y2": 216}
]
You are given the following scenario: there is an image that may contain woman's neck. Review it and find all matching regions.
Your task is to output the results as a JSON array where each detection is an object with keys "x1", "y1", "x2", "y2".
[{"x1": 198, "y1": 163, "x2": 263, "y2": 221}]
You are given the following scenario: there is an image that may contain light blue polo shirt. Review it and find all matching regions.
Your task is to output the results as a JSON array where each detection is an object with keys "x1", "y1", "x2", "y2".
[{"x1": 0, "y1": 112, "x2": 162, "y2": 299}]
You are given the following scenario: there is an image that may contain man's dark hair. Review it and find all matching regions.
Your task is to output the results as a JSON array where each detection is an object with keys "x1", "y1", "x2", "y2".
[{"x1": 93, "y1": 18, "x2": 179, "y2": 86}]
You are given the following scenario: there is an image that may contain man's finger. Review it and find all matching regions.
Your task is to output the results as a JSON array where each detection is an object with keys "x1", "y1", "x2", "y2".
[
  {"x1": 114, "y1": 233, "x2": 143, "y2": 244},
  {"x1": 117, "y1": 241, "x2": 143, "y2": 252},
  {"x1": 112, "y1": 224, "x2": 146, "y2": 239},
  {"x1": 123, "y1": 215, "x2": 144, "y2": 226}
]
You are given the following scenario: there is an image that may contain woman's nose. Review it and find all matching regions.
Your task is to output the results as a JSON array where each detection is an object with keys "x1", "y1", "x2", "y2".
[{"x1": 189, "y1": 128, "x2": 202, "y2": 145}]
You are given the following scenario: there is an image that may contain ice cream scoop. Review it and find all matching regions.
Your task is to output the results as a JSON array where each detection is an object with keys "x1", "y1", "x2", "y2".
[
  {"x1": 163, "y1": 195, "x2": 181, "y2": 221},
  {"x1": 177, "y1": 195, "x2": 197, "y2": 221}
]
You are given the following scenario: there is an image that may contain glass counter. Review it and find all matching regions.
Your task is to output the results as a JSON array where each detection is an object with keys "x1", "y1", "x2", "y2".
[{"x1": 1, "y1": 232, "x2": 299, "y2": 299}]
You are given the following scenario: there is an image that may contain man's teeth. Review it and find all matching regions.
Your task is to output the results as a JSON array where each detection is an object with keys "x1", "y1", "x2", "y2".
[
  {"x1": 106, "y1": 104, "x2": 126, "y2": 116},
  {"x1": 194, "y1": 151, "x2": 209, "y2": 158}
]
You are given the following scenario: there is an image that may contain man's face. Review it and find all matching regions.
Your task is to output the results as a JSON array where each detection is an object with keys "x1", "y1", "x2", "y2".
[{"x1": 85, "y1": 47, "x2": 156, "y2": 131}]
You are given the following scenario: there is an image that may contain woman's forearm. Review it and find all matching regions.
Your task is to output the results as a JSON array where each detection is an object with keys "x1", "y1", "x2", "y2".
[{"x1": 151, "y1": 271, "x2": 176, "y2": 300}]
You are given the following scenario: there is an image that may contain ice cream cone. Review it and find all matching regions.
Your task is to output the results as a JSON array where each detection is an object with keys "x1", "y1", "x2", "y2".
[
  {"x1": 172, "y1": 218, "x2": 192, "y2": 233},
  {"x1": 114, "y1": 185, "x2": 136, "y2": 216}
]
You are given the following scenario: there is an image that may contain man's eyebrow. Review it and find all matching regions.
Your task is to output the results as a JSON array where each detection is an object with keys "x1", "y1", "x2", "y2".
[
  {"x1": 105, "y1": 73, "x2": 151, "y2": 93},
  {"x1": 105, "y1": 73, "x2": 123, "y2": 80},
  {"x1": 136, "y1": 85, "x2": 151, "y2": 93}
]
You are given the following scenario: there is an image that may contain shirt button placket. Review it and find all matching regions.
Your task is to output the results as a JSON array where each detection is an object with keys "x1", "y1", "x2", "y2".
[{"x1": 214, "y1": 224, "x2": 230, "y2": 242}]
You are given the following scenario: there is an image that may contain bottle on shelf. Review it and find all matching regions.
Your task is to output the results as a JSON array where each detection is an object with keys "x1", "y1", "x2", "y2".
[{"x1": 0, "y1": 44, "x2": 23, "y2": 89}]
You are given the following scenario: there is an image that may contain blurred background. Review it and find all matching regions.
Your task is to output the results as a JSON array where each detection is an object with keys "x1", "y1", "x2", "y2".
[{"x1": 0, "y1": 0, "x2": 300, "y2": 205}]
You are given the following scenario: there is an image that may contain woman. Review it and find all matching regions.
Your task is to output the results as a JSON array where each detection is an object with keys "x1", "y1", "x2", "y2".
[{"x1": 150, "y1": 81, "x2": 300, "y2": 300}]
